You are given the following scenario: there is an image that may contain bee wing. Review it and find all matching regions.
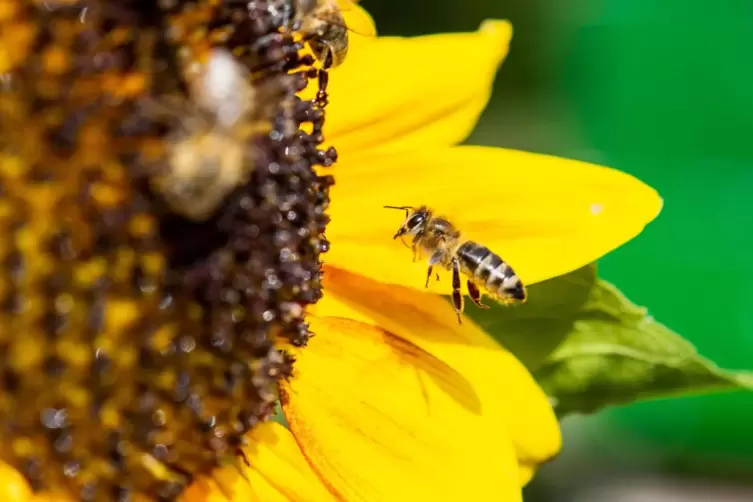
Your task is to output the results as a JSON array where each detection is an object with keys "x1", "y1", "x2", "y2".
[{"x1": 334, "y1": 0, "x2": 377, "y2": 38}]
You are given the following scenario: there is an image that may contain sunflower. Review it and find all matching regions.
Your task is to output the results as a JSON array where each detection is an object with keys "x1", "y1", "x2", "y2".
[{"x1": 0, "y1": 1, "x2": 661, "y2": 502}]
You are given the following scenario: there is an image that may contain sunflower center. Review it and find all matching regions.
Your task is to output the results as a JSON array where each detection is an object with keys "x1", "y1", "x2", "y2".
[{"x1": 0, "y1": 0, "x2": 333, "y2": 499}]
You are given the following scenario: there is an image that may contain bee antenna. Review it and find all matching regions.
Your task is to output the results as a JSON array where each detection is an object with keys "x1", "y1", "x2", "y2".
[{"x1": 384, "y1": 205, "x2": 413, "y2": 217}]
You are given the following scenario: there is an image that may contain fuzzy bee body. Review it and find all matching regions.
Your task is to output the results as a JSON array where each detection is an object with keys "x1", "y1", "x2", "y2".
[
  {"x1": 282, "y1": 0, "x2": 350, "y2": 68},
  {"x1": 386, "y1": 205, "x2": 526, "y2": 324},
  {"x1": 148, "y1": 49, "x2": 273, "y2": 222}
]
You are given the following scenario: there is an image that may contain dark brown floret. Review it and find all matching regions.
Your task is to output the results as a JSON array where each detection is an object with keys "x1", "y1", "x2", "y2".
[{"x1": 0, "y1": 0, "x2": 333, "y2": 500}]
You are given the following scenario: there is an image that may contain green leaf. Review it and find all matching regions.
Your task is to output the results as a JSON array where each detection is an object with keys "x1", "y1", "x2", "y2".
[
  {"x1": 464, "y1": 264, "x2": 753, "y2": 417},
  {"x1": 469, "y1": 264, "x2": 597, "y2": 371}
]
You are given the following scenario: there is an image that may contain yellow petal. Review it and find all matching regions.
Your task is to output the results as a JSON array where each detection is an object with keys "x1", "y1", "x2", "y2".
[
  {"x1": 0, "y1": 463, "x2": 32, "y2": 502},
  {"x1": 321, "y1": 20, "x2": 512, "y2": 156},
  {"x1": 180, "y1": 422, "x2": 336, "y2": 502},
  {"x1": 314, "y1": 267, "x2": 561, "y2": 484},
  {"x1": 326, "y1": 146, "x2": 662, "y2": 291},
  {"x1": 281, "y1": 315, "x2": 521, "y2": 501},
  {"x1": 518, "y1": 463, "x2": 538, "y2": 487},
  {"x1": 338, "y1": 0, "x2": 377, "y2": 40},
  {"x1": 0, "y1": 464, "x2": 75, "y2": 502}
]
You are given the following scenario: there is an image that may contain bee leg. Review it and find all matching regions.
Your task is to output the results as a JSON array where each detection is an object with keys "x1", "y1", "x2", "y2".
[
  {"x1": 410, "y1": 230, "x2": 425, "y2": 263},
  {"x1": 467, "y1": 280, "x2": 490, "y2": 309},
  {"x1": 451, "y1": 258, "x2": 464, "y2": 324},
  {"x1": 316, "y1": 63, "x2": 330, "y2": 107},
  {"x1": 424, "y1": 250, "x2": 443, "y2": 287}
]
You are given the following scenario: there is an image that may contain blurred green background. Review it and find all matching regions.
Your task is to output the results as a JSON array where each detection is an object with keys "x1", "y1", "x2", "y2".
[{"x1": 366, "y1": 0, "x2": 753, "y2": 499}]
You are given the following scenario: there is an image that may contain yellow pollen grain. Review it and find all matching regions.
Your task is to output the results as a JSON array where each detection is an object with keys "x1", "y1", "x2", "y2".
[
  {"x1": 74, "y1": 258, "x2": 107, "y2": 287},
  {"x1": 141, "y1": 453, "x2": 174, "y2": 481},
  {"x1": 128, "y1": 214, "x2": 155, "y2": 238},
  {"x1": 108, "y1": 27, "x2": 133, "y2": 47},
  {"x1": 57, "y1": 338, "x2": 92, "y2": 368},
  {"x1": 0, "y1": 2, "x2": 19, "y2": 22},
  {"x1": 152, "y1": 430, "x2": 176, "y2": 448},
  {"x1": 101, "y1": 73, "x2": 127, "y2": 96},
  {"x1": 0, "y1": 155, "x2": 26, "y2": 179},
  {"x1": 42, "y1": 46, "x2": 70, "y2": 75},
  {"x1": 104, "y1": 299, "x2": 140, "y2": 334},
  {"x1": 30, "y1": 185, "x2": 60, "y2": 212},
  {"x1": 113, "y1": 249, "x2": 136, "y2": 282},
  {"x1": 115, "y1": 346, "x2": 137, "y2": 369},
  {"x1": 11, "y1": 438, "x2": 35, "y2": 458},
  {"x1": 9, "y1": 331, "x2": 43, "y2": 372},
  {"x1": 155, "y1": 370, "x2": 176, "y2": 392},
  {"x1": 90, "y1": 182, "x2": 124, "y2": 208},
  {"x1": 54, "y1": 293, "x2": 75, "y2": 313},
  {"x1": 152, "y1": 326, "x2": 177, "y2": 353},
  {"x1": 100, "y1": 403, "x2": 122, "y2": 429},
  {"x1": 118, "y1": 72, "x2": 148, "y2": 99},
  {"x1": 61, "y1": 384, "x2": 90, "y2": 410},
  {"x1": 141, "y1": 252, "x2": 164, "y2": 277},
  {"x1": 0, "y1": 23, "x2": 36, "y2": 73},
  {"x1": 0, "y1": 203, "x2": 11, "y2": 222}
]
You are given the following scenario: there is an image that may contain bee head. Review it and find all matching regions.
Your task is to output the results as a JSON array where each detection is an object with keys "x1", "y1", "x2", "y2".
[{"x1": 384, "y1": 205, "x2": 430, "y2": 240}]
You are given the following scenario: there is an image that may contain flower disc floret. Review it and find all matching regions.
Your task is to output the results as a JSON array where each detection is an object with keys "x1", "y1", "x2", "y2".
[{"x1": 0, "y1": 0, "x2": 334, "y2": 499}]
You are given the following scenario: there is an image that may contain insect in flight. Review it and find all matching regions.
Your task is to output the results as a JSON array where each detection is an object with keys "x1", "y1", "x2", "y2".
[
  {"x1": 149, "y1": 48, "x2": 266, "y2": 222},
  {"x1": 385, "y1": 205, "x2": 527, "y2": 324}
]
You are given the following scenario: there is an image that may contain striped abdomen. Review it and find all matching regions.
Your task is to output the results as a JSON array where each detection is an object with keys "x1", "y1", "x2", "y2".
[{"x1": 456, "y1": 241, "x2": 526, "y2": 302}]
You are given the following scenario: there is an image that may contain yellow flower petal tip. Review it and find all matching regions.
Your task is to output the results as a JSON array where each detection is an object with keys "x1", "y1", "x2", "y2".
[
  {"x1": 281, "y1": 315, "x2": 523, "y2": 501},
  {"x1": 478, "y1": 19, "x2": 514, "y2": 57},
  {"x1": 321, "y1": 20, "x2": 517, "y2": 155},
  {"x1": 518, "y1": 451, "x2": 560, "y2": 487}
]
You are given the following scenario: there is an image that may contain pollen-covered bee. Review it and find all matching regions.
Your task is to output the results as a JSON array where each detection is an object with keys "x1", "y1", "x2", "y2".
[
  {"x1": 386, "y1": 205, "x2": 527, "y2": 324},
  {"x1": 149, "y1": 48, "x2": 264, "y2": 221},
  {"x1": 287, "y1": 0, "x2": 349, "y2": 68},
  {"x1": 281, "y1": 0, "x2": 375, "y2": 69}
]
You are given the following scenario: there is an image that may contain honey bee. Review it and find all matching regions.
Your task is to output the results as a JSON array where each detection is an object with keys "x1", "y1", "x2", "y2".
[
  {"x1": 294, "y1": 0, "x2": 350, "y2": 69},
  {"x1": 149, "y1": 49, "x2": 263, "y2": 221},
  {"x1": 386, "y1": 205, "x2": 527, "y2": 324},
  {"x1": 282, "y1": 0, "x2": 375, "y2": 69}
]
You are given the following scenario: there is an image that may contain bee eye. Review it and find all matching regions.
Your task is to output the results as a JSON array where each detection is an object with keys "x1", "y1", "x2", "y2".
[{"x1": 407, "y1": 214, "x2": 424, "y2": 229}]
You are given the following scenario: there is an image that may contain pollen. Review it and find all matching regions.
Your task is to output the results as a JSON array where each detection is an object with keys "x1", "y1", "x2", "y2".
[{"x1": 0, "y1": 0, "x2": 334, "y2": 500}]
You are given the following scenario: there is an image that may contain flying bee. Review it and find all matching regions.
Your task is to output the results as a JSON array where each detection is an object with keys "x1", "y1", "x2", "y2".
[
  {"x1": 148, "y1": 48, "x2": 274, "y2": 222},
  {"x1": 386, "y1": 205, "x2": 527, "y2": 324}
]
